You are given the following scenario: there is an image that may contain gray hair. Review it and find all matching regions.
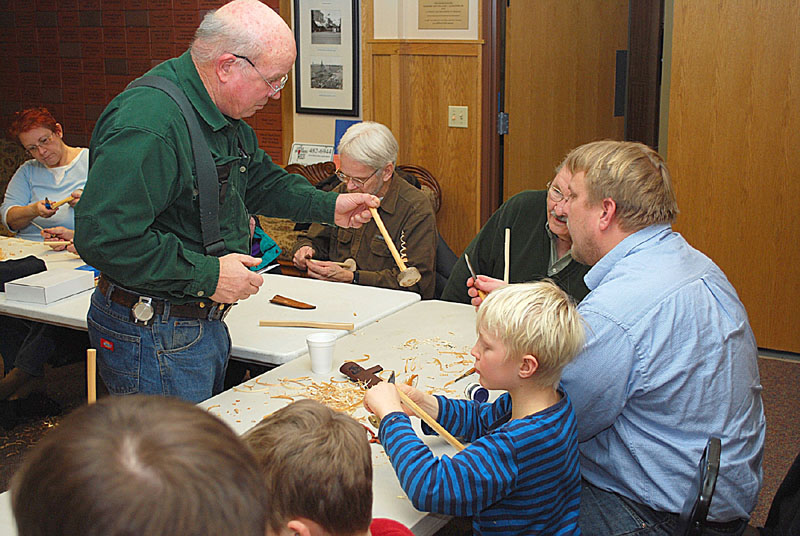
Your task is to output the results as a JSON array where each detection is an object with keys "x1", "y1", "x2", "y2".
[
  {"x1": 337, "y1": 121, "x2": 399, "y2": 169},
  {"x1": 191, "y1": 6, "x2": 263, "y2": 64}
]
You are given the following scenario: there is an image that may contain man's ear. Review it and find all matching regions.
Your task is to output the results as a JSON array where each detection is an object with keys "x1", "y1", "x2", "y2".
[
  {"x1": 215, "y1": 53, "x2": 238, "y2": 83},
  {"x1": 519, "y1": 354, "x2": 539, "y2": 379},
  {"x1": 382, "y1": 162, "x2": 395, "y2": 182},
  {"x1": 598, "y1": 197, "x2": 617, "y2": 231}
]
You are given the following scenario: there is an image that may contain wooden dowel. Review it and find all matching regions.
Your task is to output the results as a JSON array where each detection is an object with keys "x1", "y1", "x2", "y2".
[
  {"x1": 368, "y1": 207, "x2": 407, "y2": 270},
  {"x1": 503, "y1": 228, "x2": 510, "y2": 284},
  {"x1": 394, "y1": 386, "x2": 465, "y2": 451},
  {"x1": 87, "y1": 349, "x2": 96, "y2": 404},
  {"x1": 259, "y1": 320, "x2": 354, "y2": 330},
  {"x1": 50, "y1": 196, "x2": 74, "y2": 209},
  {"x1": 307, "y1": 258, "x2": 353, "y2": 268}
]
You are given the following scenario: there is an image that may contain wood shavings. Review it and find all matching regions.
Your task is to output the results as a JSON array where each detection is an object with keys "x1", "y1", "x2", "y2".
[
  {"x1": 272, "y1": 395, "x2": 295, "y2": 401},
  {"x1": 232, "y1": 386, "x2": 270, "y2": 393},
  {"x1": 352, "y1": 355, "x2": 370, "y2": 362},
  {"x1": 405, "y1": 374, "x2": 418, "y2": 387},
  {"x1": 399, "y1": 229, "x2": 408, "y2": 263},
  {"x1": 256, "y1": 378, "x2": 277, "y2": 386},
  {"x1": 206, "y1": 404, "x2": 220, "y2": 411},
  {"x1": 303, "y1": 378, "x2": 366, "y2": 413}
]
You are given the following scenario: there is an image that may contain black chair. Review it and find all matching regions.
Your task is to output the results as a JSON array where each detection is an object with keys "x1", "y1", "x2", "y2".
[
  {"x1": 434, "y1": 235, "x2": 458, "y2": 300},
  {"x1": 678, "y1": 436, "x2": 722, "y2": 536},
  {"x1": 757, "y1": 450, "x2": 800, "y2": 536}
]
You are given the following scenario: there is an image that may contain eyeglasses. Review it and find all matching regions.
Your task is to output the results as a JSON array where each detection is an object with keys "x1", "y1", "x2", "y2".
[
  {"x1": 232, "y1": 53, "x2": 289, "y2": 95},
  {"x1": 546, "y1": 180, "x2": 568, "y2": 204},
  {"x1": 335, "y1": 168, "x2": 379, "y2": 187},
  {"x1": 24, "y1": 133, "x2": 55, "y2": 154}
]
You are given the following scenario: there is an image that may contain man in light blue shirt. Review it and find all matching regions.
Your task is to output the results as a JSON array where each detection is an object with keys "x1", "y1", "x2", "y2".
[{"x1": 560, "y1": 141, "x2": 765, "y2": 536}]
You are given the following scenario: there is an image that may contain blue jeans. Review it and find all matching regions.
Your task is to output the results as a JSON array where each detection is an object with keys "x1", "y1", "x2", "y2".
[
  {"x1": 87, "y1": 288, "x2": 231, "y2": 403},
  {"x1": 580, "y1": 480, "x2": 748, "y2": 536}
]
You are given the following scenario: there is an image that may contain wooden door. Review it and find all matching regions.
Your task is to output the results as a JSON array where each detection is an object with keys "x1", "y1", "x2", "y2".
[
  {"x1": 504, "y1": 1, "x2": 628, "y2": 197},
  {"x1": 667, "y1": 1, "x2": 800, "y2": 352}
]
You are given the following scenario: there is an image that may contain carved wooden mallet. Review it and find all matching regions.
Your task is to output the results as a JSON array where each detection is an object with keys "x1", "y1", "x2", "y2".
[{"x1": 367, "y1": 207, "x2": 421, "y2": 287}]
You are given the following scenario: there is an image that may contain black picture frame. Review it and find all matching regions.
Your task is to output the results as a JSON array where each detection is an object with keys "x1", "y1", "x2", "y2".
[{"x1": 293, "y1": 0, "x2": 360, "y2": 116}]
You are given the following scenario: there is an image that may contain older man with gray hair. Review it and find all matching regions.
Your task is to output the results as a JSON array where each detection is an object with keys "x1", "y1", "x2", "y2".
[
  {"x1": 559, "y1": 140, "x2": 765, "y2": 535},
  {"x1": 75, "y1": 0, "x2": 379, "y2": 403},
  {"x1": 293, "y1": 121, "x2": 438, "y2": 298}
]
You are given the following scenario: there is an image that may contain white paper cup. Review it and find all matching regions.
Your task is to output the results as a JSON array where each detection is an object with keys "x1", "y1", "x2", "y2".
[{"x1": 306, "y1": 332, "x2": 336, "y2": 374}]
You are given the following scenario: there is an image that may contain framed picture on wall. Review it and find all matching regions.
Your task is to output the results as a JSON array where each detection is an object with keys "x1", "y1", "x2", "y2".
[{"x1": 293, "y1": 0, "x2": 360, "y2": 116}]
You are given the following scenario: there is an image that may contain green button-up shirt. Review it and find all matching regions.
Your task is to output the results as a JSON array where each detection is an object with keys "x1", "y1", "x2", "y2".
[{"x1": 75, "y1": 51, "x2": 337, "y2": 303}]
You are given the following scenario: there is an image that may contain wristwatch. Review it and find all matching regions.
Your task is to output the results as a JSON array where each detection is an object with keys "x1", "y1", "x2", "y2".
[{"x1": 352, "y1": 270, "x2": 360, "y2": 284}]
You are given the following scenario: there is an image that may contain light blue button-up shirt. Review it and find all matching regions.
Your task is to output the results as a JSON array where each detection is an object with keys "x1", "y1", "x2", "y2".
[{"x1": 562, "y1": 224, "x2": 765, "y2": 521}]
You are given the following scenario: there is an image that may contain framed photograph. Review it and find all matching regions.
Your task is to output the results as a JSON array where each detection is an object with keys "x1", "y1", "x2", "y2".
[{"x1": 294, "y1": 0, "x2": 360, "y2": 116}]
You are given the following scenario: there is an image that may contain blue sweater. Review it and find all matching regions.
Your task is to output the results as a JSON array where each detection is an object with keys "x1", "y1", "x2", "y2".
[{"x1": 379, "y1": 390, "x2": 581, "y2": 535}]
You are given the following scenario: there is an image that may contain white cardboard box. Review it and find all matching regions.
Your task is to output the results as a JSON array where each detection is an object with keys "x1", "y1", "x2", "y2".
[{"x1": 4, "y1": 270, "x2": 95, "y2": 304}]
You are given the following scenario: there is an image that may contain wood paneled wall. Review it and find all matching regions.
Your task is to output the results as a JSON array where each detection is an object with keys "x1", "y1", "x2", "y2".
[
  {"x1": 362, "y1": 5, "x2": 484, "y2": 254},
  {"x1": 667, "y1": 1, "x2": 800, "y2": 352}
]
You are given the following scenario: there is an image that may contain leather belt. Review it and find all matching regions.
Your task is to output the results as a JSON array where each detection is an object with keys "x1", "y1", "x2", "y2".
[{"x1": 98, "y1": 275, "x2": 233, "y2": 324}]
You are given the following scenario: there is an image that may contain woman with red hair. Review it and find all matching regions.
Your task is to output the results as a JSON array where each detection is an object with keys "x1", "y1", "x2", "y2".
[
  {"x1": 1, "y1": 107, "x2": 87, "y2": 241},
  {"x1": 0, "y1": 108, "x2": 89, "y2": 407}
]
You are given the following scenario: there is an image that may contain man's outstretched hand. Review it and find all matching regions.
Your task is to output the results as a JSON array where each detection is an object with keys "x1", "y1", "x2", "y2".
[{"x1": 334, "y1": 193, "x2": 380, "y2": 228}]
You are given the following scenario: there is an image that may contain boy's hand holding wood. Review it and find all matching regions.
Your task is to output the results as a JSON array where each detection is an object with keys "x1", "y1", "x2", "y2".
[{"x1": 364, "y1": 383, "x2": 439, "y2": 422}]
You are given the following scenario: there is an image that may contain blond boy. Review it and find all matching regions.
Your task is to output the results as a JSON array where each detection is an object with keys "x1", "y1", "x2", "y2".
[{"x1": 365, "y1": 280, "x2": 585, "y2": 535}]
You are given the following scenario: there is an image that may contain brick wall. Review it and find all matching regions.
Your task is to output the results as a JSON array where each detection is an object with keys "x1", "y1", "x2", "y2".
[{"x1": 0, "y1": 0, "x2": 284, "y2": 163}]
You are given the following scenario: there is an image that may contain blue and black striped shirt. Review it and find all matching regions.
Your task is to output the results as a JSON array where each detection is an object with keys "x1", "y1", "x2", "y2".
[{"x1": 379, "y1": 389, "x2": 581, "y2": 535}]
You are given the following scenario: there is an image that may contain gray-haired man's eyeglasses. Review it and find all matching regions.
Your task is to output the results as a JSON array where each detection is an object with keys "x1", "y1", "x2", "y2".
[
  {"x1": 231, "y1": 53, "x2": 288, "y2": 95},
  {"x1": 546, "y1": 180, "x2": 567, "y2": 204},
  {"x1": 335, "y1": 168, "x2": 379, "y2": 187}
]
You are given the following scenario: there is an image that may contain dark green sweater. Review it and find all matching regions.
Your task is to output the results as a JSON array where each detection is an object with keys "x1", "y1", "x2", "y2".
[
  {"x1": 441, "y1": 190, "x2": 590, "y2": 304},
  {"x1": 75, "y1": 51, "x2": 337, "y2": 303}
]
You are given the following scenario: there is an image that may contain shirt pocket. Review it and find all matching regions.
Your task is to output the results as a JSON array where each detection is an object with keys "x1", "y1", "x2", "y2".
[
  {"x1": 337, "y1": 227, "x2": 355, "y2": 245},
  {"x1": 368, "y1": 234, "x2": 392, "y2": 258}
]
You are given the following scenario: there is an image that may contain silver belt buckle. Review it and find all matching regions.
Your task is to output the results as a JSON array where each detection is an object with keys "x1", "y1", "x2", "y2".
[{"x1": 132, "y1": 296, "x2": 155, "y2": 325}]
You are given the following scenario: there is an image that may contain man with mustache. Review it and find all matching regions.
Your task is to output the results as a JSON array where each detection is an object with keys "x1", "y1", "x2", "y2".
[{"x1": 441, "y1": 162, "x2": 590, "y2": 305}]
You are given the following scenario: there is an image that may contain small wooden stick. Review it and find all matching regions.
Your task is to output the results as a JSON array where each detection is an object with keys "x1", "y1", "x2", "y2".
[
  {"x1": 394, "y1": 386, "x2": 465, "y2": 451},
  {"x1": 503, "y1": 228, "x2": 510, "y2": 284},
  {"x1": 259, "y1": 320, "x2": 354, "y2": 330},
  {"x1": 368, "y1": 207, "x2": 421, "y2": 287},
  {"x1": 50, "y1": 196, "x2": 74, "y2": 209},
  {"x1": 307, "y1": 258, "x2": 357, "y2": 271},
  {"x1": 42, "y1": 241, "x2": 73, "y2": 247},
  {"x1": 87, "y1": 349, "x2": 96, "y2": 404}
]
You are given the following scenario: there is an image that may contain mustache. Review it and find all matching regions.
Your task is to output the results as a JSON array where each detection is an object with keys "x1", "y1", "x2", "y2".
[{"x1": 550, "y1": 210, "x2": 567, "y2": 223}]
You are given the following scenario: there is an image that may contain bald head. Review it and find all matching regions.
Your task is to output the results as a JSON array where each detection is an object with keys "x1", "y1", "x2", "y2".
[{"x1": 192, "y1": 0, "x2": 296, "y2": 69}]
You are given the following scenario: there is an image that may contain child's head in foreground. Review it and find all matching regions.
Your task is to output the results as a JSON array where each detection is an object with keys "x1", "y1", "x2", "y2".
[
  {"x1": 11, "y1": 395, "x2": 268, "y2": 536},
  {"x1": 243, "y1": 398, "x2": 373, "y2": 536},
  {"x1": 474, "y1": 280, "x2": 585, "y2": 389}
]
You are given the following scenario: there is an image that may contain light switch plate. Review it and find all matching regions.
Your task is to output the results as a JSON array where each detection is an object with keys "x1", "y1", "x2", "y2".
[{"x1": 448, "y1": 105, "x2": 468, "y2": 128}]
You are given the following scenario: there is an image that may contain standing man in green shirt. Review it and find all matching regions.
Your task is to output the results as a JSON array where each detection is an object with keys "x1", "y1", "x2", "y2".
[{"x1": 74, "y1": 0, "x2": 378, "y2": 403}]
